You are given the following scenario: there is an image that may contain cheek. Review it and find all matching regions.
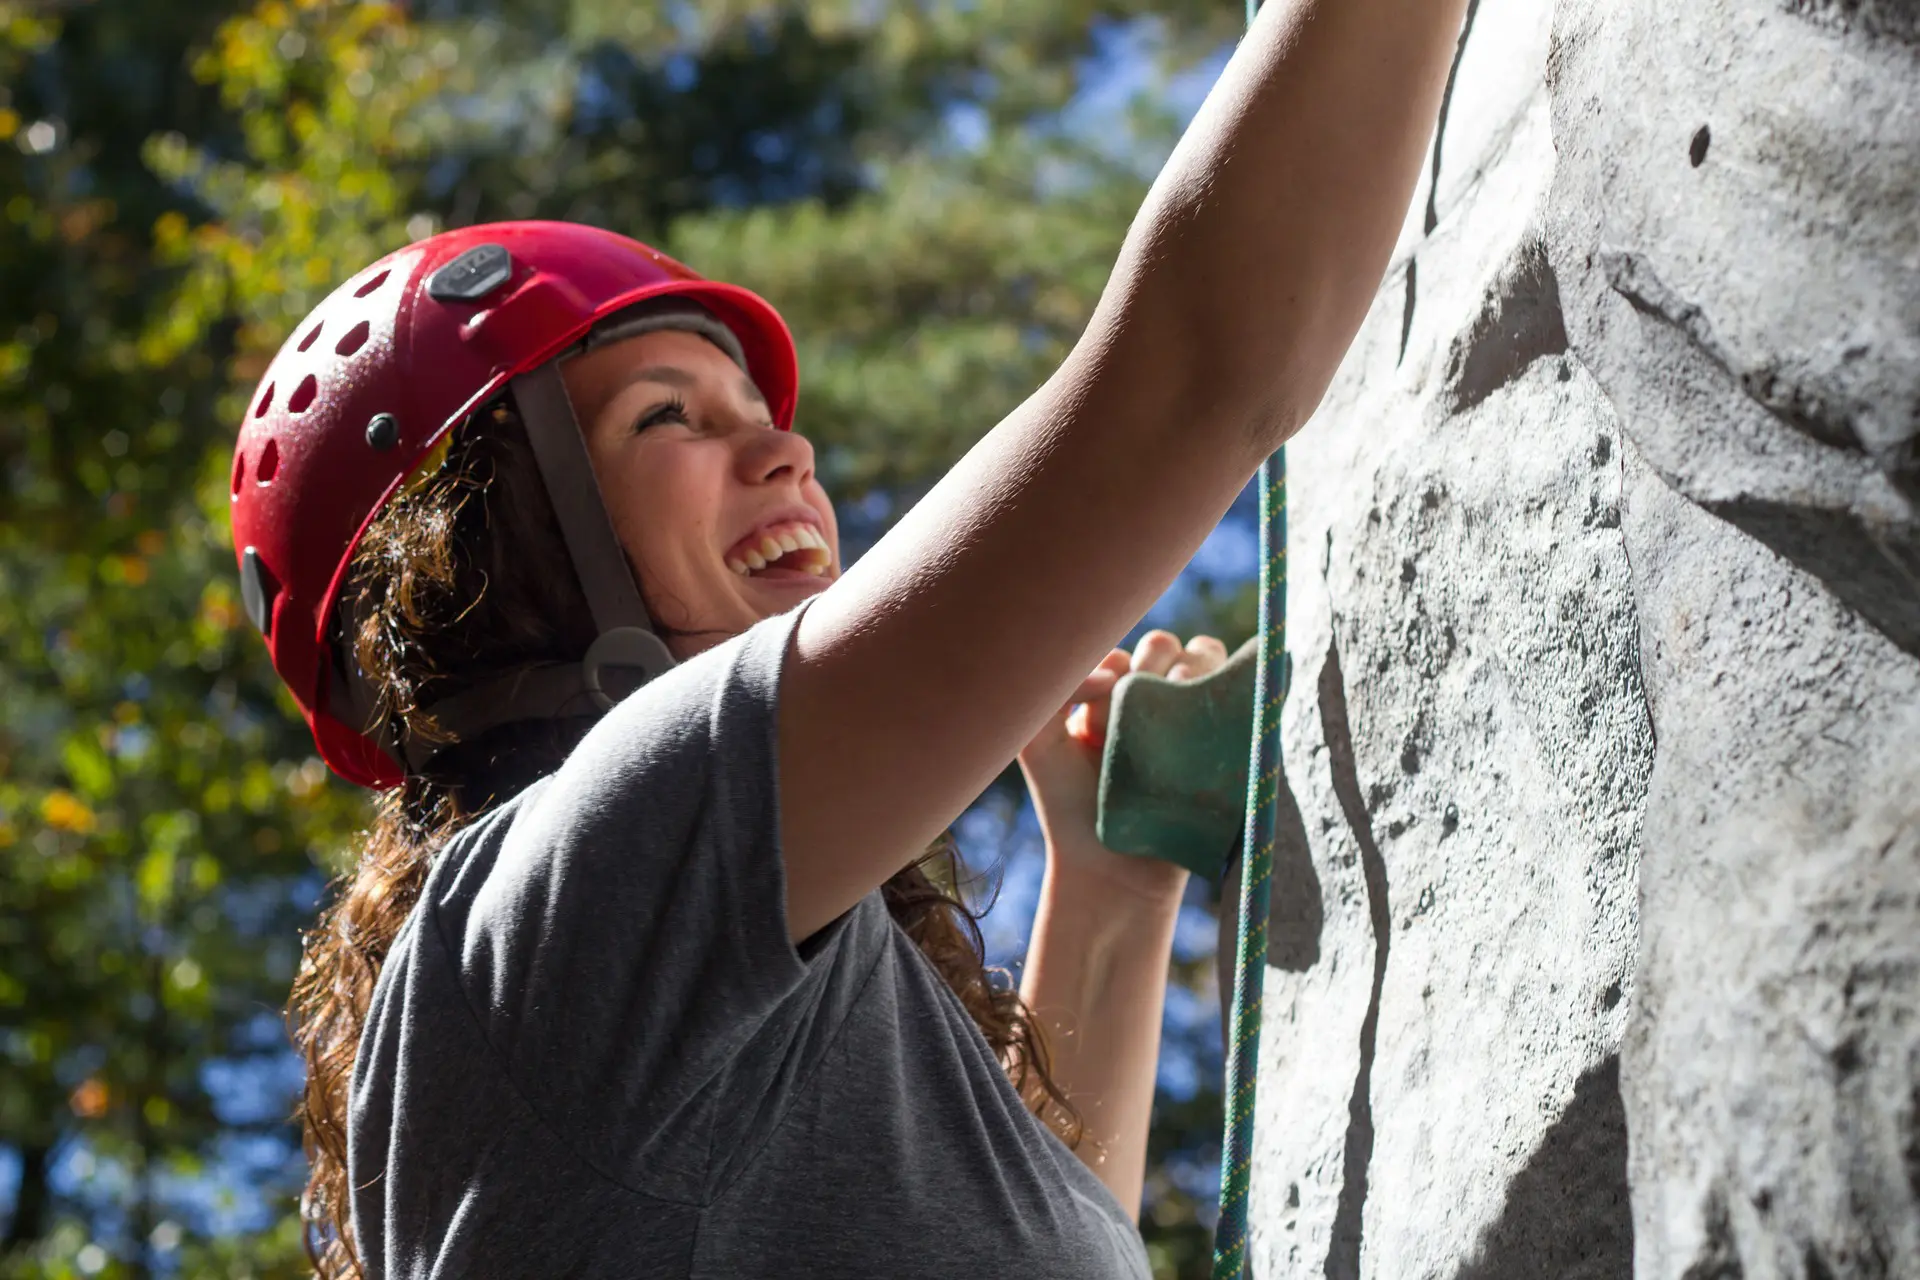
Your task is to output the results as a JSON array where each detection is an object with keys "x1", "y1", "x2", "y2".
[{"x1": 598, "y1": 444, "x2": 713, "y2": 567}]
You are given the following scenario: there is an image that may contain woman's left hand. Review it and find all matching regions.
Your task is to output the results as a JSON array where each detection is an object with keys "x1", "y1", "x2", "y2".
[{"x1": 1018, "y1": 630, "x2": 1230, "y2": 910}]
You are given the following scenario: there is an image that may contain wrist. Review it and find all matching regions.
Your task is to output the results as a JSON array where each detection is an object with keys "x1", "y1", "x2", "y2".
[
  {"x1": 1027, "y1": 848, "x2": 1185, "y2": 996},
  {"x1": 1042, "y1": 832, "x2": 1191, "y2": 914}
]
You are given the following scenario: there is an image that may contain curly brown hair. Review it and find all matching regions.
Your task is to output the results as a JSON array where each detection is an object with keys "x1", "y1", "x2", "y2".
[{"x1": 285, "y1": 401, "x2": 1084, "y2": 1278}]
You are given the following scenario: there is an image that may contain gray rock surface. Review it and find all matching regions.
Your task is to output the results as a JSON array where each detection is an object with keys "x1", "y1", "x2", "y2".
[
  {"x1": 1228, "y1": 0, "x2": 1920, "y2": 1274},
  {"x1": 1612, "y1": 446, "x2": 1920, "y2": 1280},
  {"x1": 1548, "y1": 0, "x2": 1920, "y2": 659},
  {"x1": 1550, "y1": 4, "x2": 1920, "y2": 1274}
]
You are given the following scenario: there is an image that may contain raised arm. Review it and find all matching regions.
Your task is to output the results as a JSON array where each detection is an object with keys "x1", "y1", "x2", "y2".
[{"x1": 778, "y1": 0, "x2": 1471, "y2": 943}]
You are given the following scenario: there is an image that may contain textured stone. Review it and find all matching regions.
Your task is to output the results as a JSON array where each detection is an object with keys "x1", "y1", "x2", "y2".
[
  {"x1": 1612, "y1": 445, "x2": 1920, "y2": 1280},
  {"x1": 1546, "y1": 3, "x2": 1920, "y2": 1274},
  {"x1": 1233, "y1": 1, "x2": 1649, "y2": 1273},
  {"x1": 1227, "y1": 0, "x2": 1920, "y2": 1274},
  {"x1": 1547, "y1": 0, "x2": 1920, "y2": 657}
]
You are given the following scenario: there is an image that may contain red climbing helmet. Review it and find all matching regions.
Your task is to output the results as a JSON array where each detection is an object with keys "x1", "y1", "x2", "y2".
[{"x1": 229, "y1": 221, "x2": 800, "y2": 789}]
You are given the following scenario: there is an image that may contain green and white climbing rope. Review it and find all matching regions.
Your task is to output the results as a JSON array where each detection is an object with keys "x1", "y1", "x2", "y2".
[{"x1": 1212, "y1": 3, "x2": 1284, "y2": 1272}]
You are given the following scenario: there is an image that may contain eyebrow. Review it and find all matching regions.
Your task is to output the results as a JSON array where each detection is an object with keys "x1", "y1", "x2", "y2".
[{"x1": 602, "y1": 364, "x2": 770, "y2": 414}]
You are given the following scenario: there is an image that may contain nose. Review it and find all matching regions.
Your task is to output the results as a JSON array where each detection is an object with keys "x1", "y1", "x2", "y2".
[{"x1": 736, "y1": 422, "x2": 816, "y2": 488}]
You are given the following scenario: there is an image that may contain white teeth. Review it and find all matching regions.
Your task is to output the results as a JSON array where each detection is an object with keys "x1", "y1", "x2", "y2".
[{"x1": 729, "y1": 522, "x2": 833, "y2": 578}]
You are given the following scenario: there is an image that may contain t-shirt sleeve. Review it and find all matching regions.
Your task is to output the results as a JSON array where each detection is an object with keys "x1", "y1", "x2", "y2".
[{"x1": 426, "y1": 600, "x2": 867, "y2": 1203}]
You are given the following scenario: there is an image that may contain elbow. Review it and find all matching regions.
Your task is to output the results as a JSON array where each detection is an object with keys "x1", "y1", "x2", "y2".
[
  {"x1": 1067, "y1": 292, "x2": 1326, "y2": 467},
  {"x1": 1076, "y1": 234, "x2": 1354, "y2": 462}
]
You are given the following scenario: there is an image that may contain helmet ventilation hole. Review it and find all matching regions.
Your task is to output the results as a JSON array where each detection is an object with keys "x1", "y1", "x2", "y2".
[
  {"x1": 334, "y1": 320, "x2": 371, "y2": 356},
  {"x1": 253, "y1": 383, "x2": 274, "y2": 418},
  {"x1": 230, "y1": 451, "x2": 246, "y2": 494},
  {"x1": 256, "y1": 438, "x2": 280, "y2": 483},
  {"x1": 287, "y1": 375, "x2": 318, "y2": 414},
  {"x1": 296, "y1": 322, "x2": 324, "y2": 352},
  {"x1": 353, "y1": 269, "x2": 390, "y2": 298}
]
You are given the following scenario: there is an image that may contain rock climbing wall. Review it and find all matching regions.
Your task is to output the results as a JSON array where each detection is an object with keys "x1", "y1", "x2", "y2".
[{"x1": 1235, "y1": 1, "x2": 1919, "y2": 1275}]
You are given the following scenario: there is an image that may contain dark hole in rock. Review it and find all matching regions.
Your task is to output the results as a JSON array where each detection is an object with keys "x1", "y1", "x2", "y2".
[{"x1": 1690, "y1": 124, "x2": 1711, "y2": 167}]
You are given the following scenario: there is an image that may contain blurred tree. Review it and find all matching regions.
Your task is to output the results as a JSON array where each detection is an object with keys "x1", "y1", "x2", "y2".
[
  {"x1": 0, "y1": 1, "x2": 381, "y2": 1271},
  {"x1": 0, "y1": 1, "x2": 1245, "y2": 1275}
]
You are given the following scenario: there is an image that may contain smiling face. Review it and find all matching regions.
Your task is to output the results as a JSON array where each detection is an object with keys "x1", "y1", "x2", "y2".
[{"x1": 560, "y1": 327, "x2": 839, "y2": 661}]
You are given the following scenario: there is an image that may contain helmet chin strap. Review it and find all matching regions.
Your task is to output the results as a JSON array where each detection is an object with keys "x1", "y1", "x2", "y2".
[
  {"x1": 387, "y1": 359, "x2": 675, "y2": 771},
  {"x1": 509, "y1": 360, "x2": 679, "y2": 689}
]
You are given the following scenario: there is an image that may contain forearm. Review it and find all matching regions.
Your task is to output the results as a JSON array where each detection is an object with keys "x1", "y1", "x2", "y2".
[
  {"x1": 1017, "y1": 847, "x2": 1183, "y2": 1223},
  {"x1": 781, "y1": 1, "x2": 1469, "y2": 918},
  {"x1": 1089, "y1": 0, "x2": 1473, "y2": 435}
]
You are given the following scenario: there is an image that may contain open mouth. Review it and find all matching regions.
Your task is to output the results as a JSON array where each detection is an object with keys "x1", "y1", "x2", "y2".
[{"x1": 725, "y1": 520, "x2": 833, "y2": 579}]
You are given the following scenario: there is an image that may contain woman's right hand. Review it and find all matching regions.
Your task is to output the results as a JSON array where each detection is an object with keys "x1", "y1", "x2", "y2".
[{"x1": 1018, "y1": 630, "x2": 1229, "y2": 909}]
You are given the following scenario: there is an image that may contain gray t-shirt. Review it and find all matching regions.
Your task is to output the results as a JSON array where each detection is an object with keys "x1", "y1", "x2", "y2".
[{"x1": 349, "y1": 604, "x2": 1153, "y2": 1279}]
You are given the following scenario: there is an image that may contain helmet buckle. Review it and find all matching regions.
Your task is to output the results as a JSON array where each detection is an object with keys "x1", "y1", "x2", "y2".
[{"x1": 581, "y1": 626, "x2": 676, "y2": 709}]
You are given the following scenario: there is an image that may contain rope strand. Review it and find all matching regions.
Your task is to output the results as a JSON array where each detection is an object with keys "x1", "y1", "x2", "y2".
[
  {"x1": 1211, "y1": 444, "x2": 1284, "y2": 1279},
  {"x1": 1214, "y1": 10, "x2": 1283, "y2": 1267}
]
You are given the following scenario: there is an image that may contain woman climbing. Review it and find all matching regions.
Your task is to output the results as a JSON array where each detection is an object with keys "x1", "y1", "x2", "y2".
[{"x1": 232, "y1": 0, "x2": 1469, "y2": 1274}]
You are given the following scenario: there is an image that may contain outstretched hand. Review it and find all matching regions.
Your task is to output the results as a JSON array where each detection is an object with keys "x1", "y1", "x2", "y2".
[{"x1": 1018, "y1": 630, "x2": 1228, "y2": 908}]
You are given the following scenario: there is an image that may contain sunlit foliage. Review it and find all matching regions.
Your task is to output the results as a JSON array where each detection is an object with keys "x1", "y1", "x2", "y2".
[{"x1": 0, "y1": 2, "x2": 1242, "y2": 1274}]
